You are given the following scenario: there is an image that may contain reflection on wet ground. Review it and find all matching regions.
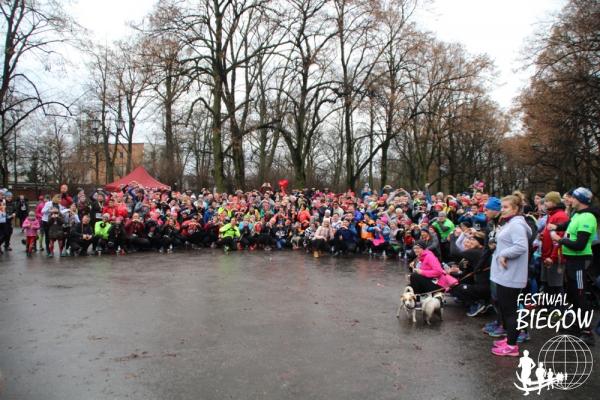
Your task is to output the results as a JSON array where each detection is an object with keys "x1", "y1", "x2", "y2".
[{"x1": 0, "y1": 242, "x2": 598, "y2": 400}]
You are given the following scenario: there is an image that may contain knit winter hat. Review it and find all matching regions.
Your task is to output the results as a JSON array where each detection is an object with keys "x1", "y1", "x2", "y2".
[
  {"x1": 484, "y1": 197, "x2": 501, "y2": 212},
  {"x1": 572, "y1": 187, "x2": 593, "y2": 205},
  {"x1": 544, "y1": 191, "x2": 562, "y2": 205},
  {"x1": 414, "y1": 240, "x2": 428, "y2": 250}
]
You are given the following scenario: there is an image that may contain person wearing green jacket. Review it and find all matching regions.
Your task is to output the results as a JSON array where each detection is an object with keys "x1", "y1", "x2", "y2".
[
  {"x1": 432, "y1": 211, "x2": 455, "y2": 262},
  {"x1": 549, "y1": 187, "x2": 597, "y2": 346},
  {"x1": 218, "y1": 217, "x2": 240, "y2": 252},
  {"x1": 93, "y1": 213, "x2": 112, "y2": 254}
]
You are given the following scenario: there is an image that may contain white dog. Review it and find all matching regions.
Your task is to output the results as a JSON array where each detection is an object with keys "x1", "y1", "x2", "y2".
[
  {"x1": 421, "y1": 292, "x2": 444, "y2": 325},
  {"x1": 397, "y1": 286, "x2": 417, "y2": 323}
]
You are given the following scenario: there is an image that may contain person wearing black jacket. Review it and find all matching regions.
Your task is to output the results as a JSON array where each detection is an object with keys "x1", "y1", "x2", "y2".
[
  {"x1": 90, "y1": 192, "x2": 106, "y2": 226},
  {"x1": 159, "y1": 218, "x2": 183, "y2": 253},
  {"x1": 476, "y1": 197, "x2": 504, "y2": 336},
  {"x1": 69, "y1": 215, "x2": 94, "y2": 255},
  {"x1": 449, "y1": 229, "x2": 488, "y2": 317},
  {"x1": 107, "y1": 217, "x2": 128, "y2": 254},
  {"x1": 15, "y1": 195, "x2": 29, "y2": 228}
]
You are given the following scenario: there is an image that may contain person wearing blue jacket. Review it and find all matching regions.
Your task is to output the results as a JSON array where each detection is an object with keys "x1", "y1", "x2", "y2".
[
  {"x1": 490, "y1": 194, "x2": 532, "y2": 357},
  {"x1": 333, "y1": 219, "x2": 358, "y2": 255}
]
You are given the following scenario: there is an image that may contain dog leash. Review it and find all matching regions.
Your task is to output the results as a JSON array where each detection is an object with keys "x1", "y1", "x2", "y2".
[{"x1": 412, "y1": 267, "x2": 491, "y2": 297}]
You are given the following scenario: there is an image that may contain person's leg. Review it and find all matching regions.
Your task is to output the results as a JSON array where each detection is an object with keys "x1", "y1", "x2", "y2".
[
  {"x1": 565, "y1": 259, "x2": 591, "y2": 333},
  {"x1": 43, "y1": 222, "x2": 50, "y2": 253},
  {"x1": 496, "y1": 284, "x2": 520, "y2": 346},
  {"x1": 4, "y1": 223, "x2": 13, "y2": 250},
  {"x1": 410, "y1": 273, "x2": 441, "y2": 294},
  {"x1": 26, "y1": 236, "x2": 35, "y2": 254}
]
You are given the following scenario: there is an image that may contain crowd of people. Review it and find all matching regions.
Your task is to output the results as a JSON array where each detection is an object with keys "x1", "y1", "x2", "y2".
[{"x1": 1, "y1": 181, "x2": 599, "y2": 353}]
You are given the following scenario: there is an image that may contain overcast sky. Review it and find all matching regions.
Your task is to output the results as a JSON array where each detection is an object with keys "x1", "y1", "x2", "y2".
[{"x1": 66, "y1": 0, "x2": 566, "y2": 111}]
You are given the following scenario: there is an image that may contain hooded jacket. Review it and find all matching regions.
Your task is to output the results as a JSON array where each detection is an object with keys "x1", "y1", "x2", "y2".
[
  {"x1": 417, "y1": 249, "x2": 458, "y2": 290},
  {"x1": 490, "y1": 215, "x2": 532, "y2": 289}
]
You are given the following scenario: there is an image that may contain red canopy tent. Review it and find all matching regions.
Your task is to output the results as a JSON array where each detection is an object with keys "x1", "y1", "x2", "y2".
[{"x1": 104, "y1": 166, "x2": 171, "y2": 192}]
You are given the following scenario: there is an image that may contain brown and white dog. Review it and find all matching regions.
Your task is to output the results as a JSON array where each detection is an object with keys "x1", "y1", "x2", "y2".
[
  {"x1": 396, "y1": 286, "x2": 417, "y2": 323},
  {"x1": 421, "y1": 292, "x2": 444, "y2": 325}
]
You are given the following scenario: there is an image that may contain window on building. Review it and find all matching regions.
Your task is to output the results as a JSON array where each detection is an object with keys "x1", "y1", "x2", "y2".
[{"x1": 119, "y1": 151, "x2": 124, "y2": 159}]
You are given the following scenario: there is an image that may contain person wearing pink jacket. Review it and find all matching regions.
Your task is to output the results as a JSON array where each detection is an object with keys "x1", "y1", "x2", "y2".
[
  {"x1": 22, "y1": 211, "x2": 40, "y2": 256},
  {"x1": 409, "y1": 240, "x2": 458, "y2": 296}
]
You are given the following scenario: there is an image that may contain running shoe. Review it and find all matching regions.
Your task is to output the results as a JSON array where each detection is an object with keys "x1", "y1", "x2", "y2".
[
  {"x1": 488, "y1": 325, "x2": 507, "y2": 338},
  {"x1": 482, "y1": 320, "x2": 499, "y2": 335},
  {"x1": 517, "y1": 331, "x2": 530, "y2": 343},
  {"x1": 491, "y1": 343, "x2": 519, "y2": 357},
  {"x1": 467, "y1": 303, "x2": 486, "y2": 317}
]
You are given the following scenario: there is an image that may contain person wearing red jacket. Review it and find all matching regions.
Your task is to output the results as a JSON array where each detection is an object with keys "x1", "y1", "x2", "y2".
[
  {"x1": 102, "y1": 198, "x2": 118, "y2": 221},
  {"x1": 59, "y1": 184, "x2": 73, "y2": 208},
  {"x1": 125, "y1": 213, "x2": 150, "y2": 251},
  {"x1": 540, "y1": 192, "x2": 569, "y2": 297}
]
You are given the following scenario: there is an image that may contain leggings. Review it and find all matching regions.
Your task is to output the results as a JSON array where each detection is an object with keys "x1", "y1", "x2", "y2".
[
  {"x1": 565, "y1": 256, "x2": 592, "y2": 332},
  {"x1": 496, "y1": 284, "x2": 522, "y2": 346},
  {"x1": 26, "y1": 236, "x2": 37, "y2": 253},
  {"x1": 410, "y1": 273, "x2": 443, "y2": 295}
]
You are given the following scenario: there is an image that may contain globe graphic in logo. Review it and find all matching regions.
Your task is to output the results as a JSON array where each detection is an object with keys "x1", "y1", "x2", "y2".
[{"x1": 537, "y1": 335, "x2": 593, "y2": 390}]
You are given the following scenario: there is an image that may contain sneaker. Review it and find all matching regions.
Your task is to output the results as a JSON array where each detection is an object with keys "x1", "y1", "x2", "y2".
[
  {"x1": 491, "y1": 343, "x2": 519, "y2": 357},
  {"x1": 488, "y1": 326, "x2": 507, "y2": 338},
  {"x1": 223, "y1": 245, "x2": 230, "y2": 253},
  {"x1": 579, "y1": 331, "x2": 596, "y2": 347},
  {"x1": 517, "y1": 331, "x2": 530, "y2": 343},
  {"x1": 493, "y1": 338, "x2": 507, "y2": 348},
  {"x1": 467, "y1": 303, "x2": 486, "y2": 317},
  {"x1": 482, "y1": 320, "x2": 499, "y2": 335},
  {"x1": 313, "y1": 251, "x2": 320, "y2": 258},
  {"x1": 483, "y1": 304, "x2": 494, "y2": 314}
]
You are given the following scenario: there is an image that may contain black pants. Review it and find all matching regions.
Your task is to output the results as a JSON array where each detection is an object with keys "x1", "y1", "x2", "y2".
[
  {"x1": 186, "y1": 231, "x2": 205, "y2": 245},
  {"x1": 42, "y1": 221, "x2": 51, "y2": 252},
  {"x1": 4, "y1": 222, "x2": 13, "y2": 248},
  {"x1": 92, "y1": 236, "x2": 110, "y2": 251},
  {"x1": 217, "y1": 237, "x2": 236, "y2": 248},
  {"x1": 565, "y1": 256, "x2": 592, "y2": 333},
  {"x1": 129, "y1": 236, "x2": 151, "y2": 250},
  {"x1": 496, "y1": 284, "x2": 522, "y2": 346},
  {"x1": 333, "y1": 239, "x2": 356, "y2": 254},
  {"x1": 409, "y1": 273, "x2": 442, "y2": 294},
  {"x1": 70, "y1": 238, "x2": 92, "y2": 255},
  {"x1": 452, "y1": 283, "x2": 490, "y2": 307},
  {"x1": 239, "y1": 236, "x2": 254, "y2": 248},
  {"x1": 256, "y1": 234, "x2": 273, "y2": 247},
  {"x1": 311, "y1": 238, "x2": 330, "y2": 252},
  {"x1": 18, "y1": 212, "x2": 28, "y2": 228}
]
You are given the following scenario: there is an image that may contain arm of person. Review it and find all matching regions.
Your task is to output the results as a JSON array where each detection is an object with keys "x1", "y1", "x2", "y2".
[
  {"x1": 450, "y1": 233, "x2": 466, "y2": 257},
  {"x1": 559, "y1": 231, "x2": 591, "y2": 251}
]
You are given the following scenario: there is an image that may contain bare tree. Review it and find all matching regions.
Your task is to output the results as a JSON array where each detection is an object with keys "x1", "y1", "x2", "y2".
[{"x1": 0, "y1": 0, "x2": 78, "y2": 185}]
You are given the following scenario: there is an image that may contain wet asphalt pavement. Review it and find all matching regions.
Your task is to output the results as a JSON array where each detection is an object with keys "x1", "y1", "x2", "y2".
[{"x1": 0, "y1": 233, "x2": 599, "y2": 400}]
